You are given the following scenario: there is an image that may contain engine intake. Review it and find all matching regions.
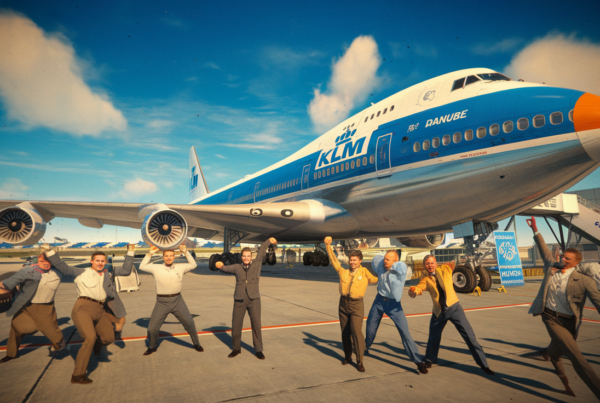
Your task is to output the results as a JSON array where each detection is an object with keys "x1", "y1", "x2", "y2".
[
  {"x1": 0, "y1": 204, "x2": 47, "y2": 245},
  {"x1": 141, "y1": 208, "x2": 188, "y2": 250},
  {"x1": 396, "y1": 234, "x2": 445, "y2": 248}
]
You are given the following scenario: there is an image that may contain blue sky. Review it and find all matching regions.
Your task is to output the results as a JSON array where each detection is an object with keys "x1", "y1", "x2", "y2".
[{"x1": 0, "y1": 0, "x2": 599, "y2": 244}]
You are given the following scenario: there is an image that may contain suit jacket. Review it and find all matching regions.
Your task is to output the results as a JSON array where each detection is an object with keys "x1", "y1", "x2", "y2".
[
  {"x1": 3, "y1": 266, "x2": 64, "y2": 317},
  {"x1": 219, "y1": 240, "x2": 271, "y2": 300},
  {"x1": 529, "y1": 233, "x2": 600, "y2": 334},
  {"x1": 105, "y1": 255, "x2": 135, "y2": 318},
  {"x1": 413, "y1": 264, "x2": 460, "y2": 318}
]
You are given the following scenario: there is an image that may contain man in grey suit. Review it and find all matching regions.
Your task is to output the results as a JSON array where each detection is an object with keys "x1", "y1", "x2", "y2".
[
  {"x1": 527, "y1": 217, "x2": 600, "y2": 398},
  {"x1": 215, "y1": 238, "x2": 276, "y2": 359},
  {"x1": 0, "y1": 253, "x2": 65, "y2": 363},
  {"x1": 105, "y1": 244, "x2": 137, "y2": 338}
]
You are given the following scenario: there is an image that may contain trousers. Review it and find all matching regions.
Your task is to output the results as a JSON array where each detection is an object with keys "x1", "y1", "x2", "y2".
[
  {"x1": 232, "y1": 292, "x2": 262, "y2": 352},
  {"x1": 6, "y1": 303, "x2": 64, "y2": 357},
  {"x1": 71, "y1": 298, "x2": 114, "y2": 376},
  {"x1": 425, "y1": 302, "x2": 488, "y2": 368},
  {"x1": 365, "y1": 294, "x2": 423, "y2": 363},
  {"x1": 147, "y1": 294, "x2": 199, "y2": 349},
  {"x1": 339, "y1": 295, "x2": 365, "y2": 364}
]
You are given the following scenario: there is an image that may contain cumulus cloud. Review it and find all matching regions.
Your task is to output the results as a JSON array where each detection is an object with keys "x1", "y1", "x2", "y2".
[
  {"x1": 0, "y1": 12, "x2": 127, "y2": 136},
  {"x1": 0, "y1": 178, "x2": 28, "y2": 199},
  {"x1": 121, "y1": 178, "x2": 159, "y2": 196},
  {"x1": 308, "y1": 36, "x2": 381, "y2": 133},
  {"x1": 504, "y1": 33, "x2": 600, "y2": 95}
]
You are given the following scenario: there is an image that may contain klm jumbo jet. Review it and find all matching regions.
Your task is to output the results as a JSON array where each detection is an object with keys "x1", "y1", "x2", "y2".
[{"x1": 1, "y1": 68, "x2": 599, "y2": 254}]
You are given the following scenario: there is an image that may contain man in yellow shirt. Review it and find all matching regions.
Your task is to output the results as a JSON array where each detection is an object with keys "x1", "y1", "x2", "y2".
[
  {"x1": 409, "y1": 255, "x2": 494, "y2": 375},
  {"x1": 324, "y1": 237, "x2": 378, "y2": 372}
]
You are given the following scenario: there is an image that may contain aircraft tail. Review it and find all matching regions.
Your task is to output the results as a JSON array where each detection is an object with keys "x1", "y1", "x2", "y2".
[{"x1": 189, "y1": 146, "x2": 209, "y2": 202}]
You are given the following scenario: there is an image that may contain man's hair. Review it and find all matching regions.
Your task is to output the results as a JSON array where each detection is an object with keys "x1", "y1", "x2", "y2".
[
  {"x1": 423, "y1": 254, "x2": 436, "y2": 265},
  {"x1": 564, "y1": 248, "x2": 582, "y2": 263},
  {"x1": 241, "y1": 247, "x2": 252, "y2": 255},
  {"x1": 91, "y1": 251, "x2": 106, "y2": 260},
  {"x1": 348, "y1": 250, "x2": 363, "y2": 260},
  {"x1": 162, "y1": 249, "x2": 175, "y2": 256}
]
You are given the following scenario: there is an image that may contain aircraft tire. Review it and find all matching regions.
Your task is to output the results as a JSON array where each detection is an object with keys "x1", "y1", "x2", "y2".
[
  {"x1": 475, "y1": 266, "x2": 491, "y2": 291},
  {"x1": 320, "y1": 255, "x2": 329, "y2": 266},
  {"x1": 303, "y1": 252, "x2": 313, "y2": 266},
  {"x1": 312, "y1": 252, "x2": 321, "y2": 266},
  {"x1": 452, "y1": 266, "x2": 476, "y2": 293},
  {"x1": 209, "y1": 254, "x2": 219, "y2": 271}
]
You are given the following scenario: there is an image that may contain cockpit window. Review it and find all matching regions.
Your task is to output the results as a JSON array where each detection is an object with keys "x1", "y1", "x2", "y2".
[
  {"x1": 452, "y1": 78, "x2": 465, "y2": 91},
  {"x1": 465, "y1": 75, "x2": 481, "y2": 86},
  {"x1": 477, "y1": 73, "x2": 511, "y2": 81}
]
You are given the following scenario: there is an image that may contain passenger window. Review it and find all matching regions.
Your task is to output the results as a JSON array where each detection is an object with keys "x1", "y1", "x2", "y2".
[
  {"x1": 533, "y1": 115, "x2": 545, "y2": 128},
  {"x1": 477, "y1": 127, "x2": 486, "y2": 138},
  {"x1": 452, "y1": 78, "x2": 465, "y2": 91},
  {"x1": 383, "y1": 108, "x2": 388, "y2": 114},
  {"x1": 390, "y1": 105, "x2": 395, "y2": 111},
  {"x1": 550, "y1": 112, "x2": 563, "y2": 125},
  {"x1": 370, "y1": 155, "x2": 375, "y2": 164},
  {"x1": 376, "y1": 111, "x2": 381, "y2": 117},
  {"x1": 351, "y1": 160, "x2": 355, "y2": 169},
  {"x1": 423, "y1": 140, "x2": 430, "y2": 150},
  {"x1": 453, "y1": 132, "x2": 461, "y2": 143},
  {"x1": 327, "y1": 168, "x2": 330, "y2": 176},
  {"x1": 442, "y1": 135, "x2": 450, "y2": 146},
  {"x1": 336, "y1": 165, "x2": 339, "y2": 174},
  {"x1": 364, "y1": 117, "x2": 368, "y2": 123},
  {"x1": 518, "y1": 118, "x2": 529, "y2": 130},
  {"x1": 465, "y1": 129, "x2": 473, "y2": 141},
  {"x1": 318, "y1": 171, "x2": 321, "y2": 179},
  {"x1": 432, "y1": 137, "x2": 440, "y2": 148},
  {"x1": 503, "y1": 121, "x2": 513, "y2": 133},
  {"x1": 362, "y1": 157, "x2": 367, "y2": 166},
  {"x1": 414, "y1": 142, "x2": 421, "y2": 152},
  {"x1": 568, "y1": 109, "x2": 574, "y2": 122},
  {"x1": 351, "y1": 123, "x2": 354, "y2": 127},
  {"x1": 356, "y1": 158, "x2": 361, "y2": 168},
  {"x1": 341, "y1": 163, "x2": 345, "y2": 172},
  {"x1": 490, "y1": 124, "x2": 500, "y2": 136},
  {"x1": 345, "y1": 162, "x2": 349, "y2": 170},
  {"x1": 370, "y1": 114, "x2": 374, "y2": 120}
]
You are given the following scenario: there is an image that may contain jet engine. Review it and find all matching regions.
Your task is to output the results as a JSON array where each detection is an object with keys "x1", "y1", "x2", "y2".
[
  {"x1": 141, "y1": 206, "x2": 188, "y2": 250},
  {"x1": 396, "y1": 234, "x2": 445, "y2": 248},
  {"x1": 0, "y1": 203, "x2": 47, "y2": 245}
]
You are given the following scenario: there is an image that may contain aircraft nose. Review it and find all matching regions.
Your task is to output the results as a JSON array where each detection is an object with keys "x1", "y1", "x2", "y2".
[{"x1": 575, "y1": 92, "x2": 600, "y2": 163}]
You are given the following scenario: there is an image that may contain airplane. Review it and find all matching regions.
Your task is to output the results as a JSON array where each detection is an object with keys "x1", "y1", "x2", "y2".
[{"x1": 1, "y1": 67, "x2": 599, "y2": 290}]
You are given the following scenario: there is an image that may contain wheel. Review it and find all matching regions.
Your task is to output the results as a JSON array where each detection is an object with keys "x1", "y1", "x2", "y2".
[
  {"x1": 208, "y1": 254, "x2": 219, "y2": 271},
  {"x1": 266, "y1": 246, "x2": 277, "y2": 265},
  {"x1": 233, "y1": 253, "x2": 242, "y2": 264},
  {"x1": 453, "y1": 266, "x2": 476, "y2": 293},
  {"x1": 303, "y1": 252, "x2": 313, "y2": 266},
  {"x1": 312, "y1": 252, "x2": 321, "y2": 266},
  {"x1": 476, "y1": 266, "x2": 492, "y2": 291},
  {"x1": 320, "y1": 254, "x2": 330, "y2": 266}
]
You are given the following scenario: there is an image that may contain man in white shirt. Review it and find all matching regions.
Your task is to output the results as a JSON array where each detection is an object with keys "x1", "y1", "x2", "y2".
[
  {"x1": 0, "y1": 254, "x2": 65, "y2": 363},
  {"x1": 139, "y1": 244, "x2": 202, "y2": 355},
  {"x1": 45, "y1": 248, "x2": 135, "y2": 384}
]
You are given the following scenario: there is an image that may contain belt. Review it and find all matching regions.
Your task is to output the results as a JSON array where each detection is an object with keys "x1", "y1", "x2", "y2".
[
  {"x1": 78, "y1": 296, "x2": 105, "y2": 305},
  {"x1": 342, "y1": 294, "x2": 362, "y2": 301},
  {"x1": 543, "y1": 307, "x2": 574, "y2": 319},
  {"x1": 157, "y1": 293, "x2": 180, "y2": 298},
  {"x1": 31, "y1": 301, "x2": 55, "y2": 306}
]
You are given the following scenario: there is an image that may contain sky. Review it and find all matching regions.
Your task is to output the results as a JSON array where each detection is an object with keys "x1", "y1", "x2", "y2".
[{"x1": 0, "y1": 0, "x2": 599, "y2": 245}]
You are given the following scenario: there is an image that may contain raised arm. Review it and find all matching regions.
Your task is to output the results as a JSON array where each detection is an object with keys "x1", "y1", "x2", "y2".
[
  {"x1": 527, "y1": 217, "x2": 555, "y2": 273},
  {"x1": 179, "y1": 245, "x2": 198, "y2": 273},
  {"x1": 45, "y1": 250, "x2": 85, "y2": 277},
  {"x1": 255, "y1": 238, "x2": 275, "y2": 262},
  {"x1": 371, "y1": 255, "x2": 385, "y2": 276},
  {"x1": 324, "y1": 237, "x2": 343, "y2": 274},
  {"x1": 578, "y1": 263, "x2": 600, "y2": 290},
  {"x1": 215, "y1": 261, "x2": 237, "y2": 274},
  {"x1": 138, "y1": 247, "x2": 159, "y2": 273},
  {"x1": 114, "y1": 245, "x2": 136, "y2": 277},
  {"x1": 390, "y1": 261, "x2": 408, "y2": 284}
]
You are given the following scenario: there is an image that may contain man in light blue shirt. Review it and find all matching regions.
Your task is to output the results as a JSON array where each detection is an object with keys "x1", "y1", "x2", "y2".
[{"x1": 365, "y1": 250, "x2": 428, "y2": 374}]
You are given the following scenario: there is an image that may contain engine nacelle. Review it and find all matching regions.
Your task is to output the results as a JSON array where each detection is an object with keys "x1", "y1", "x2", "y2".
[
  {"x1": 396, "y1": 234, "x2": 445, "y2": 248},
  {"x1": 140, "y1": 206, "x2": 188, "y2": 250},
  {"x1": 0, "y1": 203, "x2": 47, "y2": 245}
]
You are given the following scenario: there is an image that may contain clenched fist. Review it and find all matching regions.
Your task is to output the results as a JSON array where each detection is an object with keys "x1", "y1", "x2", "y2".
[
  {"x1": 526, "y1": 216, "x2": 538, "y2": 233},
  {"x1": 269, "y1": 237, "x2": 277, "y2": 245},
  {"x1": 324, "y1": 237, "x2": 332, "y2": 245},
  {"x1": 127, "y1": 244, "x2": 136, "y2": 252},
  {"x1": 179, "y1": 244, "x2": 187, "y2": 253},
  {"x1": 149, "y1": 246, "x2": 160, "y2": 255},
  {"x1": 215, "y1": 261, "x2": 224, "y2": 269}
]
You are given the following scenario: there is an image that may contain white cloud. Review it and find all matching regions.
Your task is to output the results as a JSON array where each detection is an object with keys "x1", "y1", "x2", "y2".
[
  {"x1": 204, "y1": 62, "x2": 220, "y2": 70},
  {"x1": 308, "y1": 36, "x2": 382, "y2": 133},
  {"x1": 0, "y1": 178, "x2": 28, "y2": 199},
  {"x1": 121, "y1": 178, "x2": 159, "y2": 196},
  {"x1": 472, "y1": 38, "x2": 523, "y2": 55},
  {"x1": 0, "y1": 12, "x2": 127, "y2": 136},
  {"x1": 147, "y1": 119, "x2": 174, "y2": 130},
  {"x1": 215, "y1": 154, "x2": 226, "y2": 159},
  {"x1": 504, "y1": 33, "x2": 600, "y2": 95}
]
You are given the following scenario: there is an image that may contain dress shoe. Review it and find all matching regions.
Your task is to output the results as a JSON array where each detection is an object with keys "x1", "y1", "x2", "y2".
[
  {"x1": 540, "y1": 349, "x2": 549, "y2": 361},
  {"x1": 53, "y1": 339, "x2": 66, "y2": 352},
  {"x1": 256, "y1": 352, "x2": 265, "y2": 360},
  {"x1": 0, "y1": 355, "x2": 17, "y2": 363},
  {"x1": 194, "y1": 345, "x2": 204, "y2": 352},
  {"x1": 424, "y1": 361, "x2": 432, "y2": 369},
  {"x1": 71, "y1": 375, "x2": 93, "y2": 384},
  {"x1": 417, "y1": 362, "x2": 429, "y2": 374},
  {"x1": 357, "y1": 363, "x2": 365, "y2": 372},
  {"x1": 342, "y1": 357, "x2": 352, "y2": 365},
  {"x1": 482, "y1": 367, "x2": 495, "y2": 375},
  {"x1": 143, "y1": 348, "x2": 157, "y2": 356},
  {"x1": 228, "y1": 349, "x2": 241, "y2": 358}
]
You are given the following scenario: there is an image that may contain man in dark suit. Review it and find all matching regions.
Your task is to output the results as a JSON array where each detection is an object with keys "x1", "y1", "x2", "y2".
[
  {"x1": 527, "y1": 217, "x2": 600, "y2": 398},
  {"x1": 215, "y1": 238, "x2": 276, "y2": 359}
]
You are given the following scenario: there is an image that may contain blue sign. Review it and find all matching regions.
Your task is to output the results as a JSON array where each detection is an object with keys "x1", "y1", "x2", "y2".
[{"x1": 494, "y1": 231, "x2": 525, "y2": 287}]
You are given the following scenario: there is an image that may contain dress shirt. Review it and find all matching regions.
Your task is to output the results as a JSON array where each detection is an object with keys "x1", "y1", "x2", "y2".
[
  {"x1": 74, "y1": 268, "x2": 108, "y2": 301},
  {"x1": 30, "y1": 269, "x2": 61, "y2": 304},
  {"x1": 371, "y1": 255, "x2": 407, "y2": 302},
  {"x1": 546, "y1": 267, "x2": 575, "y2": 315},
  {"x1": 326, "y1": 244, "x2": 378, "y2": 299},
  {"x1": 139, "y1": 252, "x2": 197, "y2": 295}
]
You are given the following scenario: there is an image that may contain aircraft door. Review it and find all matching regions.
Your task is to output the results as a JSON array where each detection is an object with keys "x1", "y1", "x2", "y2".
[
  {"x1": 301, "y1": 164, "x2": 311, "y2": 193},
  {"x1": 376, "y1": 133, "x2": 392, "y2": 178},
  {"x1": 254, "y1": 182, "x2": 260, "y2": 203}
]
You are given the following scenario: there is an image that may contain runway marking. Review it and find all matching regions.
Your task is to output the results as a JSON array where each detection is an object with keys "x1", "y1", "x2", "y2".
[{"x1": 2, "y1": 302, "x2": 598, "y2": 352}]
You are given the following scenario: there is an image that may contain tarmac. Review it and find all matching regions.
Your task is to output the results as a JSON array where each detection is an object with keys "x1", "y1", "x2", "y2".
[{"x1": 0, "y1": 255, "x2": 599, "y2": 403}]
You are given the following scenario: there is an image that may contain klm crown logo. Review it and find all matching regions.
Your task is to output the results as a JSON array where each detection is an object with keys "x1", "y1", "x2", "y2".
[
  {"x1": 190, "y1": 166, "x2": 199, "y2": 191},
  {"x1": 318, "y1": 128, "x2": 366, "y2": 168}
]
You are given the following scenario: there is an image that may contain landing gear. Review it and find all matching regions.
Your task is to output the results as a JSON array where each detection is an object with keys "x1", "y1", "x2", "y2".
[
  {"x1": 302, "y1": 243, "x2": 330, "y2": 267},
  {"x1": 452, "y1": 266, "x2": 476, "y2": 293},
  {"x1": 208, "y1": 227, "x2": 248, "y2": 271},
  {"x1": 453, "y1": 221, "x2": 498, "y2": 293}
]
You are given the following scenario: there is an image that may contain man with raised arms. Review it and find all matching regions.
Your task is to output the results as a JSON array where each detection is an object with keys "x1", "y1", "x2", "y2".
[
  {"x1": 44, "y1": 246, "x2": 136, "y2": 384},
  {"x1": 324, "y1": 237, "x2": 378, "y2": 372},
  {"x1": 215, "y1": 238, "x2": 276, "y2": 360},
  {"x1": 0, "y1": 253, "x2": 65, "y2": 363},
  {"x1": 365, "y1": 250, "x2": 428, "y2": 374},
  {"x1": 139, "y1": 244, "x2": 202, "y2": 356}
]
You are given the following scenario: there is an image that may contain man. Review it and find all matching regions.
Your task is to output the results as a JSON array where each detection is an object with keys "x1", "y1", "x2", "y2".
[
  {"x1": 409, "y1": 255, "x2": 494, "y2": 375},
  {"x1": 104, "y1": 244, "x2": 137, "y2": 338},
  {"x1": 139, "y1": 244, "x2": 202, "y2": 356},
  {"x1": 215, "y1": 238, "x2": 275, "y2": 359},
  {"x1": 0, "y1": 253, "x2": 65, "y2": 363},
  {"x1": 527, "y1": 217, "x2": 600, "y2": 398},
  {"x1": 45, "y1": 247, "x2": 134, "y2": 384},
  {"x1": 324, "y1": 237, "x2": 378, "y2": 372},
  {"x1": 365, "y1": 250, "x2": 428, "y2": 374}
]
